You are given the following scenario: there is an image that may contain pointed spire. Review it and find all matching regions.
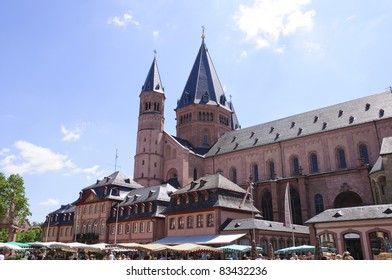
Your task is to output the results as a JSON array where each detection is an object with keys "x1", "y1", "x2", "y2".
[
  {"x1": 142, "y1": 52, "x2": 164, "y2": 93},
  {"x1": 176, "y1": 36, "x2": 229, "y2": 110}
]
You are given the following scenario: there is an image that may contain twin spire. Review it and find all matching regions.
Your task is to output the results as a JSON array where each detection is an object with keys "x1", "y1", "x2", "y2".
[
  {"x1": 140, "y1": 28, "x2": 240, "y2": 130},
  {"x1": 141, "y1": 52, "x2": 164, "y2": 94}
]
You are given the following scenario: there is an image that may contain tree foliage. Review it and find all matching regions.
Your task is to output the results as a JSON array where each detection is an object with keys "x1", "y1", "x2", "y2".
[
  {"x1": 0, "y1": 172, "x2": 31, "y2": 225},
  {"x1": 17, "y1": 227, "x2": 43, "y2": 243}
]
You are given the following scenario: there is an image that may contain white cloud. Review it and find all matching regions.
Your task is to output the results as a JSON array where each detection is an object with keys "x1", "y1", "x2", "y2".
[
  {"x1": 234, "y1": 0, "x2": 315, "y2": 50},
  {"x1": 0, "y1": 140, "x2": 103, "y2": 177},
  {"x1": 152, "y1": 30, "x2": 160, "y2": 38},
  {"x1": 40, "y1": 198, "x2": 60, "y2": 206},
  {"x1": 239, "y1": 50, "x2": 248, "y2": 59},
  {"x1": 61, "y1": 122, "x2": 88, "y2": 142},
  {"x1": 107, "y1": 13, "x2": 140, "y2": 27},
  {"x1": 0, "y1": 148, "x2": 10, "y2": 156},
  {"x1": 303, "y1": 41, "x2": 320, "y2": 52}
]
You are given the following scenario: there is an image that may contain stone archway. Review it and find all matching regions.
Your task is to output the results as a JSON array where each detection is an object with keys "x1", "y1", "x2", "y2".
[{"x1": 334, "y1": 191, "x2": 363, "y2": 208}]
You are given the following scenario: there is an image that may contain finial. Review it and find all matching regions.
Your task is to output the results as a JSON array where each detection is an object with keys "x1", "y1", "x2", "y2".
[
  {"x1": 153, "y1": 49, "x2": 157, "y2": 58},
  {"x1": 201, "y1": 25, "x2": 206, "y2": 40}
]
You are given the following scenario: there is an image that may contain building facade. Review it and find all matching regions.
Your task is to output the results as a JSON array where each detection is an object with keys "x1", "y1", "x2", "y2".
[
  {"x1": 133, "y1": 35, "x2": 392, "y2": 227},
  {"x1": 42, "y1": 34, "x2": 392, "y2": 253},
  {"x1": 306, "y1": 204, "x2": 392, "y2": 260}
]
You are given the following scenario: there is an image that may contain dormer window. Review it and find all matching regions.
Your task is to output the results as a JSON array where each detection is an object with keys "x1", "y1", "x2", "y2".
[
  {"x1": 365, "y1": 103, "x2": 370, "y2": 111},
  {"x1": 220, "y1": 95, "x2": 226, "y2": 105},
  {"x1": 322, "y1": 122, "x2": 327, "y2": 130},
  {"x1": 269, "y1": 127, "x2": 274, "y2": 134},
  {"x1": 379, "y1": 109, "x2": 385, "y2": 118},
  {"x1": 313, "y1": 116, "x2": 318, "y2": 123},
  {"x1": 338, "y1": 110, "x2": 343, "y2": 117},
  {"x1": 184, "y1": 92, "x2": 190, "y2": 104},
  {"x1": 250, "y1": 131, "x2": 255, "y2": 138},
  {"x1": 349, "y1": 116, "x2": 354, "y2": 124},
  {"x1": 202, "y1": 91, "x2": 210, "y2": 103},
  {"x1": 297, "y1": 128, "x2": 303, "y2": 136},
  {"x1": 290, "y1": 121, "x2": 295, "y2": 128},
  {"x1": 274, "y1": 133, "x2": 280, "y2": 141}
]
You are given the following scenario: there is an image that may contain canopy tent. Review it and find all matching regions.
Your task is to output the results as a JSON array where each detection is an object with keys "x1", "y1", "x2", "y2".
[
  {"x1": 66, "y1": 242, "x2": 106, "y2": 252},
  {"x1": 0, "y1": 242, "x2": 26, "y2": 250},
  {"x1": 167, "y1": 243, "x2": 223, "y2": 253},
  {"x1": 152, "y1": 233, "x2": 246, "y2": 245},
  {"x1": 217, "y1": 244, "x2": 263, "y2": 253},
  {"x1": 274, "y1": 245, "x2": 336, "y2": 255},
  {"x1": 118, "y1": 242, "x2": 171, "y2": 252},
  {"x1": 6, "y1": 241, "x2": 30, "y2": 248},
  {"x1": 27, "y1": 241, "x2": 72, "y2": 249}
]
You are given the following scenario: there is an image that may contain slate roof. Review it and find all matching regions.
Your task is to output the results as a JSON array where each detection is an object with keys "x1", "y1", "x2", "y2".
[
  {"x1": 164, "y1": 173, "x2": 259, "y2": 213},
  {"x1": 369, "y1": 156, "x2": 383, "y2": 174},
  {"x1": 175, "y1": 38, "x2": 239, "y2": 130},
  {"x1": 380, "y1": 136, "x2": 392, "y2": 155},
  {"x1": 305, "y1": 204, "x2": 392, "y2": 224},
  {"x1": 49, "y1": 203, "x2": 75, "y2": 216},
  {"x1": 222, "y1": 218, "x2": 310, "y2": 234},
  {"x1": 83, "y1": 171, "x2": 143, "y2": 191},
  {"x1": 174, "y1": 173, "x2": 249, "y2": 195},
  {"x1": 141, "y1": 57, "x2": 164, "y2": 93},
  {"x1": 114, "y1": 184, "x2": 177, "y2": 219},
  {"x1": 119, "y1": 183, "x2": 177, "y2": 207},
  {"x1": 206, "y1": 91, "x2": 392, "y2": 157}
]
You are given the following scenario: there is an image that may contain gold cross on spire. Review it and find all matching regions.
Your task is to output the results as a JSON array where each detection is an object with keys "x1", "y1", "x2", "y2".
[{"x1": 201, "y1": 25, "x2": 206, "y2": 40}]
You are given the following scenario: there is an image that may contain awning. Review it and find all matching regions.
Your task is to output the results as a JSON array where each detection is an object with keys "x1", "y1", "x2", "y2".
[{"x1": 152, "y1": 233, "x2": 246, "y2": 245}]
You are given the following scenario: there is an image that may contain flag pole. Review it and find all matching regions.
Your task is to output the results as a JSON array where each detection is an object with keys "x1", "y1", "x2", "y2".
[
  {"x1": 250, "y1": 179, "x2": 257, "y2": 259},
  {"x1": 284, "y1": 183, "x2": 295, "y2": 246}
]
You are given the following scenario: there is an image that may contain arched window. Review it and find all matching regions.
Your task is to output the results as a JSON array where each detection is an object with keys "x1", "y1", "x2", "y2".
[
  {"x1": 252, "y1": 164, "x2": 259, "y2": 182},
  {"x1": 337, "y1": 148, "x2": 347, "y2": 168},
  {"x1": 292, "y1": 156, "x2": 300, "y2": 176},
  {"x1": 262, "y1": 191, "x2": 273, "y2": 221},
  {"x1": 310, "y1": 153, "x2": 319, "y2": 173},
  {"x1": 359, "y1": 144, "x2": 369, "y2": 164},
  {"x1": 230, "y1": 168, "x2": 237, "y2": 184},
  {"x1": 268, "y1": 161, "x2": 275, "y2": 179},
  {"x1": 203, "y1": 135, "x2": 209, "y2": 146},
  {"x1": 369, "y1": 231, "x2": 389, "y2": 255},
  {"x1": 290, "y1": 187, "x2": 303, "y2": 224},
  {"x1": 314, "y1": 193, "x2": 324, "y2": 214}
]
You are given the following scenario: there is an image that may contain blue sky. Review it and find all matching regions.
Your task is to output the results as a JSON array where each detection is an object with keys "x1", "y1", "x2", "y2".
[{"x1": 1, "y1": 0, "x2": 391, "y2": 223}]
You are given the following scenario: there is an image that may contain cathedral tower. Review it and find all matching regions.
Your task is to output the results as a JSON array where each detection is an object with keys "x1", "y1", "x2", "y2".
[
  {"x1": 175, "y1": 32, "x2": 240, "y2": 150},
  {"x1": 134, "y1": 55, "x2": 165, "y2": 187}
]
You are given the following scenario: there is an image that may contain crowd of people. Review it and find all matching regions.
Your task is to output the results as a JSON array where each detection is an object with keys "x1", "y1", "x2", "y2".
[{"x1": 0, "y1": 248, "x2": 356, "y2": 260}]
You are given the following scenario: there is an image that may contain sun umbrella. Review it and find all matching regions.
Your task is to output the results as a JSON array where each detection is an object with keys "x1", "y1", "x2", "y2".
[{"x1": 314, "y1": 236, "x2": 323, "y2": 260}]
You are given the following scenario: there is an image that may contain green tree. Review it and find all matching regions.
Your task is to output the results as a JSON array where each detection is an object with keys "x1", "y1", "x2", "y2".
[
  {"x1": 0, "y1": 172, "x2": 31, "y2": 226},
  {"x1": 17, "y1": 227, "x2": 42, "y2": 243},
  {"x1": 0, "y1": 228, "x2": 8, "y2": 242}
]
